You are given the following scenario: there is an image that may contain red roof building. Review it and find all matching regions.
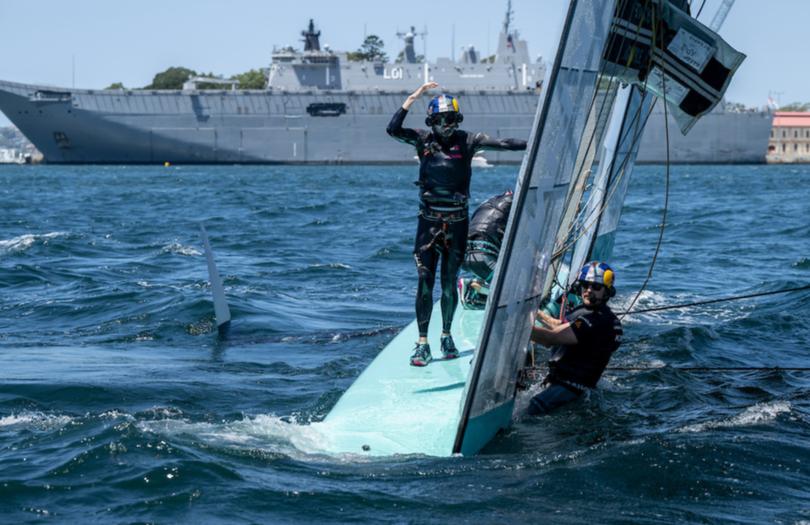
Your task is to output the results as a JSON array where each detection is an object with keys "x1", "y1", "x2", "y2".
[{"x1": 767, "y1": 111, "x2": 810, "y2": 163}]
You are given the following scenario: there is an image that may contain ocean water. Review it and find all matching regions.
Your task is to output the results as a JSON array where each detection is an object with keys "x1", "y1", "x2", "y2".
[{"x1": 0, "y1": 163, "x2": 808, "y2": 524}]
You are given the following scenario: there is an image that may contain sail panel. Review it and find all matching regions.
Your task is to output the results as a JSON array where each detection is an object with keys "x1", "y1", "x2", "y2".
[
  {"x1": 570, "y1": 84, "x2": 654, "y2": 276},
  {"x1": 454, "y1": 0, "x2": 618, "y2": 455}
]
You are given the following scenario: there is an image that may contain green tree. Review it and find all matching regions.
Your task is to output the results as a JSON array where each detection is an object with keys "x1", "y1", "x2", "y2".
[
  {"x1": 347, "y1": 34, "x2": 388, "y2": 62},
  {"x1": 395, "y1": 50, "x2": 424, "y2": 63},
  {"x1": 779, "y1": 101, "x2": 810, "y2": 112},
  {"x1": 105, "y1": 82, "x2": 125, "y2": 90},
  {"x1": 145, "y1": 67, "x2": 197, "y2": 89},
  {"x1": 233, "y1": 69, "x2": 268, "y2": 89}
]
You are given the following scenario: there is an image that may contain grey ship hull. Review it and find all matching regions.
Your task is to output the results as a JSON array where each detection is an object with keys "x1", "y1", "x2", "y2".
[
  {"x1": 0, "y1": 79, "x2": 771, "y2": 164},
  {"x1": 637, "y1": 106, "x2": 773, "y2": 164}
]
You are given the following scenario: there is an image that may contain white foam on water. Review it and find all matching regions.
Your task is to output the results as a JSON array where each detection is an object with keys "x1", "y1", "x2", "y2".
[
  {"x1": 0, "y1": 231, "x2": 69, "y2": 255},
  {"x1": 161, "y1": 242, "x2": 202, "y2": 256},
  {"x1": 137, "y1": 414, "x2": 359, "y2": 461},
  {"x1": 0, "y1": 411, "x2": 74, "y2": 431},
  {"x1": 678, "y1": 401, "x2": 792, "y2": 433},
  {"x1": 309, "y1": 262, "x2": 352, "y2": 270},
  {"x1": 138, "y1": 413, "x2": 425, "y2": 463}
]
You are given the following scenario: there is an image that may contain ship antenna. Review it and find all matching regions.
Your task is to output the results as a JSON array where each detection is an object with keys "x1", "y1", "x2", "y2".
[{"x1": 503, "y1": 0, "x2": 513, "y2": 35}]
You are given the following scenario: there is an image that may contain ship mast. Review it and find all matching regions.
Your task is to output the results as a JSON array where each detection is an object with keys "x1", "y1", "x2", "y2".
[
  {"x1": 396, "y1": 26, "x2": 427, "y2": 63},
  {"x1": 301, "y1": 19, "x2": 321, "y2": 52},
  {"x1": 502, "y1": 0, "x2": 513, "y2": 36}
]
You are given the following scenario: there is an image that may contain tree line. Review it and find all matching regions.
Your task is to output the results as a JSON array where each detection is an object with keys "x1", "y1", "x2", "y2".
[
  {"x1": 104, "y1": 34, "x2": 414, "y2": 90},
  {"x1": 105, "y1": 67, "x2": 268, "y2": 91}
]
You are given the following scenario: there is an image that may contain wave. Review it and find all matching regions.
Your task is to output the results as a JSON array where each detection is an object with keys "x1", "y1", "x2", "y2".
[
  {"x1": 677, "y1": 401, "x2": 791, "y2": 433},
  {"x1": 0, "y1": 410, "x2": 74, "y2": 432},
  {"x1": 160, "y1": 242, "x2": 202, "y2": 256},
  {"x1": 0, "y1": 232, "x2": 70, "y2": 255},
  {"x1": 137, "y1": 414, "x2": 351, "y2": 462}
]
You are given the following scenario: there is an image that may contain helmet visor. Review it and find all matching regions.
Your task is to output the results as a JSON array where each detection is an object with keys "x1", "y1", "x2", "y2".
[
  {"x1": 429, "y1": 113, "x2": 460, "y2": 126},
  {"x1": 579, "y1": 281, "x2": 605, "y2": 292}
]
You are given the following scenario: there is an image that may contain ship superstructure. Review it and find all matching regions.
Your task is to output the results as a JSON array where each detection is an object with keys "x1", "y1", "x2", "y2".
[{"x1": 0, "y1": 4, "x2": 771, "y2": 164}]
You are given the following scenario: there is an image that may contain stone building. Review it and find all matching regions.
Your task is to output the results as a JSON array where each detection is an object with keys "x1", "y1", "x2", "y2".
[{"x1": 767, "y1": 111, "x2": 810, "y2": 163}]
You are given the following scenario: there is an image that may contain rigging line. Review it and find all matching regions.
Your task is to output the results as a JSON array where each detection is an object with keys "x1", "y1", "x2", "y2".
[
  {"x1": 606, "y1": 366, "x2": 810, "y2": 372},
  {"x1": 621, "y1": 3, "x2": 669, "y2": 321},
  {"x1": 552, "y1": 2, "x2": 661, "y2": 259},
  {"x1": 693, "y1": 0, "x2": 708, "y2": 19},
  {"x1": 554, "y1": 0, "x2": 640, "y2": 232},
  {"x1": 551, "y1": 63, "x2": 661, "y2": 260},
  {"x1": 550, "y1": 91, "x2": 657, "y2": 262},
  {"x1": 619, "y1": 283, "x2": 810, "y2": 315}
]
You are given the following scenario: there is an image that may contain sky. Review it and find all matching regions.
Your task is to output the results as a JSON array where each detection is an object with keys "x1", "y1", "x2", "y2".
[{"x1": 1, "y1": 0, "x2": 807, "y2": 127}]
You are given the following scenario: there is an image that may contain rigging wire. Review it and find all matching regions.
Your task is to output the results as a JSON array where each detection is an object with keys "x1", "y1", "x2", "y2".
[
  {"x1": 620, "y1": 3, "x2": 670, "y2": 321},
  {"x1": 619, "y1": 283, "x2": 810, "y2": 315},
  {"x1": 693, "y1": 0, "x2": 708, "y2": 19},
  {"x1": 551, "y1": 1, "x2": 667, "y2": 268},
  {"x1": 606, "y1": 366, "x2": 810, "y2": 371},
  {"x1": 548, "y1": 0, "x2": 657, "y2": 280}
]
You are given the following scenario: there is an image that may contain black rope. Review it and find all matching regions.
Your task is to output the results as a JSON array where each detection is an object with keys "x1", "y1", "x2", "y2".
[
  {"x1": 607, "y1": 366, "x2": 810, "y2": 372},
  {"x1": 693, "y1": 0, "x2": 708, "y2": 19},
  {"x1": 620, "y1": 283, "x2": 810, "y2": 315}
]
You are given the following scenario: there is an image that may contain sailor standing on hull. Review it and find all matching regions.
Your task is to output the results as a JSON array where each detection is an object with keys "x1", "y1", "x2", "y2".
[
  {"x1": 528, "y1": 261, "x2": 623, "y2": 414},
  {"x1": 387, "y1": 82, "x2": 527, "y2": 367}
]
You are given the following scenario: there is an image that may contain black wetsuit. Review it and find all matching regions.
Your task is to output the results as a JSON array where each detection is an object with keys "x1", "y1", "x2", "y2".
[
  {"x1": 386, "y1": 107, "x2": 526, "y2": 337},
  {"x1": 464, "y1": 191, "x2": 513, "y2": 283},
  {"x1": 529, "y1": 303, "x2": 623, "y2": 415}
]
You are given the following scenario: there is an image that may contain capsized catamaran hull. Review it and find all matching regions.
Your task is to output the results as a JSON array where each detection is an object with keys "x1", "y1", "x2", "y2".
[{"x1": 320, "y1": 303, "x2": 483, "y2": 457}]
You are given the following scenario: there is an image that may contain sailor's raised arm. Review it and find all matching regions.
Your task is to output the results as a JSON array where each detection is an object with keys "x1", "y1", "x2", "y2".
[
  {"x1": 401, "y1": 81, "x2": 439, "y2": 111},
  {"x1": 472, "y1": 132, "x2": 528, "y2": 152},
  {"x1": 386, "y1": 82, "x2": 439, "y2": 145}
]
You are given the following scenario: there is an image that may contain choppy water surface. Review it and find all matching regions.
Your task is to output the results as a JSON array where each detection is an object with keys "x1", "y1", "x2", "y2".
[{"x1": 1, "y1": 164, "x2": 808, "y2": 523}]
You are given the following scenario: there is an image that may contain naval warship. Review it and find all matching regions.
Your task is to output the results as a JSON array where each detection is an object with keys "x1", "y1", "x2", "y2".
[{"x1": 0, "y1": 4, "x2": 772, "y2": 165}]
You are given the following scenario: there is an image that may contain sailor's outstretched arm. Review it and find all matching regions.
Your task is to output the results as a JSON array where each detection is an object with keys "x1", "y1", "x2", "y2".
[
  {"x1": 472, "y1": 132, "x2": 528, "y2": 152},
  {"x1": 386, "y1": 82, "x2": 439, "y2": 145}
]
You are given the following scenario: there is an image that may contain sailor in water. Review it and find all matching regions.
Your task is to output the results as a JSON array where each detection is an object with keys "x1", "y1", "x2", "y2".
[
  {"x1": 458, "y1": 190, "x2": 513, "y2": 309},
  {"x1": 528, "y1": 262, "x2": 623, "y2": 415},
  {"x1": 387, "y1": 82, "x2": 527, "y2": 366}
]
